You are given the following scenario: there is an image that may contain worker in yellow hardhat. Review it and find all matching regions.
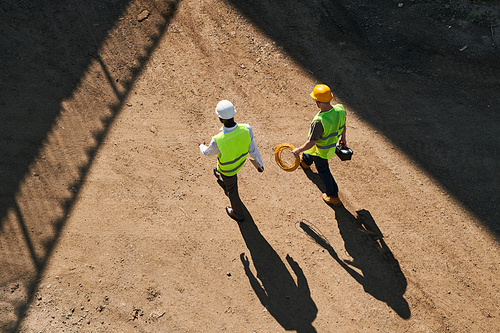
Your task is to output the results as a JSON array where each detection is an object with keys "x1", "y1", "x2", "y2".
[
  {"x1": 292, "y1": 84, "x2": 347, "y2": 206},
  {"x1": 199, "y1": 100, "x2": 264, "y2": 221}
]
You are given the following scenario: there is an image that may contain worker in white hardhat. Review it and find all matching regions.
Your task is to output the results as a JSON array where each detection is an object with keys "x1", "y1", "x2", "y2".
[{"x1": 199, "y1": 100, "x2": 264, "y2": 222}]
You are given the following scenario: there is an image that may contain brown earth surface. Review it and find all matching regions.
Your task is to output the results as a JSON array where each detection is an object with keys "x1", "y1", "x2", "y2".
[{"x1": 1, "y1": 0, "x2": 500, "y2": 332}]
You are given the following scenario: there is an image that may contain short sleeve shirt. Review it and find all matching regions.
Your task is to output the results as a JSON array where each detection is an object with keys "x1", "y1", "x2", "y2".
[{"x1": 308, "y1": 119, "x2": 324, "y2": 141}]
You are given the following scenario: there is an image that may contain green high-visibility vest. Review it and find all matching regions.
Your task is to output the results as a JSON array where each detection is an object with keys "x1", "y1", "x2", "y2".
[
  {"x1": 213, "y1": 124, "x2": 251, "y2": 176},
  {"x1": 304, "y1": 104, "x2": 346, "y2": 159}
]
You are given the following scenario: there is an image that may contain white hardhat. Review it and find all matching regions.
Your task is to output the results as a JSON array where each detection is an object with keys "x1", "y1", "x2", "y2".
[{"x1": 215, "y1": 100, "x2": 236, "y2": 119}]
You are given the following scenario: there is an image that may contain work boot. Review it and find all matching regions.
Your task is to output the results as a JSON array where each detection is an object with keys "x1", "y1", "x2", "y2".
[
  {"x1": 322, "y1": 193, "x2": 342, "y2": 206},
  {"x1": 225, "y1": 206, "x2": 244, "y2": 222}
]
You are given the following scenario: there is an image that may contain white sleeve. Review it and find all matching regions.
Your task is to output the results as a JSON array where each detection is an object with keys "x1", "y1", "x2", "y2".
[
  {"x1": 246, "y1": 125, "x2": 264, "y2": 167},
  {"x1": 199, "y1": 138, "x2": 220, "y2": 156}
]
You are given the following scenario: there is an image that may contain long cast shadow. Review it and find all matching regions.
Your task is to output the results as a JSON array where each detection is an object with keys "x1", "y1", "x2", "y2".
[
  {"x1": 300, "y1": 208, "x2": 410, "y2": 319},
  {"x1": 0, "y1": 0, "x2": 180, "y2": 331},
  {"x1": 0, "y1": 1, "x2": 125, "y2": 229},
  {"x1": 238, "y1": 210, "x2": 318, "y2": 333},
  {"x1": 226, "y1": 0, "x2": 500, "y2": 236}
]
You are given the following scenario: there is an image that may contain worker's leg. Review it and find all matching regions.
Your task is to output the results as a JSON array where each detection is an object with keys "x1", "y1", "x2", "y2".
[
  {"x1": 221, "y1": 173, "x2": 245, "y2": 219},
  {"x1": 301, "y1": 153, "x2": 313, "y2": 168},
  {"x1": 213, "y1": 168, "x2": 226, "y2": 189},
  {"x1": 313, "y1": 156, "x2": 338, "y2": 197}
]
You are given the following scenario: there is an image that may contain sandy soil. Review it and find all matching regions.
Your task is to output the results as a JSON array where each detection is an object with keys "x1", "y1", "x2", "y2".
[{"x1": 1, "y1": 0, "x2": 499, "y2": 332}]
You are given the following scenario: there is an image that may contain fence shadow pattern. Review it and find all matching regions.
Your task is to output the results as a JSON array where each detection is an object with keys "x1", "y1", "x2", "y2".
[{"x1": 0, "y1": 0, "x2": 179, "y2": 331}]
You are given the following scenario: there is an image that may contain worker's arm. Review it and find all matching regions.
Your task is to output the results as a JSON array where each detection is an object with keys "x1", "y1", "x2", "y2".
[
  {"x1": 199, "y1": 138, "x2": 220, "y2": 156},
  {"x1": 339, "y1": 122, "x2": 347, "y2": 147},
  {"x1": 292, "y1": 120, "x2": 321, "y2": 157},
  {"x1": 246, "y1": 125, "x2": 264, "y2": 170},
  {"x1": 291, "y1": 140, "x2": 316, "y2": 157}
]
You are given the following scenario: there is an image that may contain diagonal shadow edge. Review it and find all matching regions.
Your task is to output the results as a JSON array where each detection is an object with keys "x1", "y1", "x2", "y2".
[
  {"x1": 224, "y1": 0, "x2": 500, "y2": 238},
  {"x1": 0, "y1": 0, "x2": 181, "y2": 331}
]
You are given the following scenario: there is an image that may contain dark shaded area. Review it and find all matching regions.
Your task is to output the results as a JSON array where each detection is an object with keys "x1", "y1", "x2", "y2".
[
  {"x1": 239, "y1": 210, "x2": 318, "y2": 333},
  {"x1": 303, "y1": 168, "x2": 326, "y2": 194},
  {"x1": 300, "y1": 208, "x2": 410, "y2": 319},
  {"x1": 0, "y1": 0, "x2": 179, "y2": 331},
  {"x1": 0, "y1": 0, "x2": 126, "y2": 222},
  {"x1": 227, "y1": 0, "x2": 500, "y2": 236}
]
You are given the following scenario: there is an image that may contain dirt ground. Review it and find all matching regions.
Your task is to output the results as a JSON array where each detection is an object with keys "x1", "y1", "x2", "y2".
[{"x1": 1, "y1": 0, "x2": 500, "y2": 332}]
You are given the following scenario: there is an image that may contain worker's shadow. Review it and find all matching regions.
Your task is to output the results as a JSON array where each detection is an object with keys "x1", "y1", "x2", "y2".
[
  {"x1": 300, "y1": 207, "x2": 411, "y2": 319},
  {"x1": 302, "y1": 168, "x2": 326, "y2": 193},
  {"x1": 239, "y1": 210, "x2": 318, "y2": 333}
]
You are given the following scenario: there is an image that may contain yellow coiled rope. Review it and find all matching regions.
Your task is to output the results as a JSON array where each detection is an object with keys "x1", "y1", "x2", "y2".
[{"x1": 273, "y1": 143, "x2": 300, "y2": 172}]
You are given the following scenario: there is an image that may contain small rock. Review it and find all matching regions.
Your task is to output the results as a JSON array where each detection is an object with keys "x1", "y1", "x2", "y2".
[
  {"x1": 138, "y1": 9, "x2": 150, "y2": 22},
  {"x1": 149, "y1": 310, "x2": 165, "y2": 319}
]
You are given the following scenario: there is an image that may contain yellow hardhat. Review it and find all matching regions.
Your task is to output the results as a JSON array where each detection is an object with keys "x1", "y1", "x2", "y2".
[{"x1": 310, "y1": 84, "x2": 333, "y2": 103}]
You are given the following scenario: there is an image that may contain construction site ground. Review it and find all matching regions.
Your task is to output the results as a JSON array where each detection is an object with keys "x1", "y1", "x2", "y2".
[{"x1": 1, "y1": 0, "x2": 500, "y2": 332}]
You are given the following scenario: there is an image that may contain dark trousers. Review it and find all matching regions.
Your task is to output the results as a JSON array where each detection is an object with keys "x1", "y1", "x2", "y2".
[
  {"x1": 220, "y1": 173, "x2": 245, "y2": 218},
  {"x1": 302, "y1": 153, "x2": 339, "y2": 197}
]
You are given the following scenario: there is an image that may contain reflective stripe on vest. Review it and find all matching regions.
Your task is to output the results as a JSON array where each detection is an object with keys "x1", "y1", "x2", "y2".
[
  {"x1": 213, "y1": 124, "x2": 251, "y2": 176},
  {"x1": 317, "y1": 124, "x2": 346, "y2": 149},
  {"x1": 305, "y1": 104, "x2": 346, "y2": 159}
]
